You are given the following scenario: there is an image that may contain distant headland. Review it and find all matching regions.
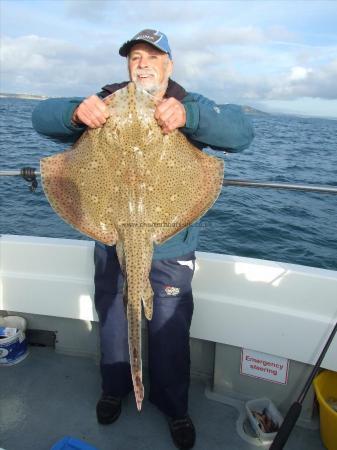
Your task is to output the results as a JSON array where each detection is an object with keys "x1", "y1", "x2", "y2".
[
  {"x1": 242, "y1": 105, "x2": 269, "y2": 116},
  {"x1": 0, "y1": 93, "x2": 48, "y2": 100}
]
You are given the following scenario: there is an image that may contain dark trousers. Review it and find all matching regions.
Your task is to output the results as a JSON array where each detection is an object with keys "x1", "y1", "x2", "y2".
[{"x1": 94, "y1": 243, "x2": 195, "y2": 418}]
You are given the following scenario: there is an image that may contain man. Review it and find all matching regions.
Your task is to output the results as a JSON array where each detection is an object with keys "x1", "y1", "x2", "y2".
[{"x1": 32, "y1": 29, "x2": 254, "y2": 450}]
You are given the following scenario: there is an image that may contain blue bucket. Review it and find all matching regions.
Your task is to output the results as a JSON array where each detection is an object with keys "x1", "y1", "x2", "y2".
[
  {"x1": 0, "y1": 316, "x2": 29, "y2": 366},
  {"x1": 51, "y1": 437, "x2": 99, "y2": 450}
]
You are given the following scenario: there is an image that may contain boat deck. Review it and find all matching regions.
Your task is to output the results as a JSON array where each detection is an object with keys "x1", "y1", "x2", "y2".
[{"x1": 0, "y1": 346, "x2": 325, "y2": 450}]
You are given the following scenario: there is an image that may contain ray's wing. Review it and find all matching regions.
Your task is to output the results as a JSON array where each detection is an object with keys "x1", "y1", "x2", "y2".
[
  {"x1": 142, "y1": 131, "x2": 224, "y2": 245},
  {"x1": 39, "y1": 84, "x2": 146, "y2": 245}
]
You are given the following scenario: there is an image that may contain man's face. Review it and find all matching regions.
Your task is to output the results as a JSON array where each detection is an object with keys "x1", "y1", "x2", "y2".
[{"x1": 128, "y1": 43, "x2": 173, "y2": 95}]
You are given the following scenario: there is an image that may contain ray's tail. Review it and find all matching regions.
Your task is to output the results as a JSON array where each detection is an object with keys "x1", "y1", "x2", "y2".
[{"x1": 120, "y1": 230, "x2": 154, "y2": 411}]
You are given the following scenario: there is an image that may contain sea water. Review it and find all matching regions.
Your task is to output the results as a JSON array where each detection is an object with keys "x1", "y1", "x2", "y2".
[{"x1": 0, "y1": 98, "x2": 336, "y2": 270}]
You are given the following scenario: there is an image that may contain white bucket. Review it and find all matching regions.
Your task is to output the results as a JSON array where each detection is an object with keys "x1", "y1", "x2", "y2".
[
  {"x1": 245, "y1": 397, "x2": 283, "y2": 443},
  {"x1": 0, "y1": 316, "x2": 29, "y2": 366}
]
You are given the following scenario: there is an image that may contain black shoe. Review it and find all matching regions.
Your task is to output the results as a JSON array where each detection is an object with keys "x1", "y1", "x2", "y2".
[
  {"x1": 96, "y1": 394, "x2": 121, "y2": 425},
  {"x1": 168, "y1": 415, "x2": 196, "y2": 449}
]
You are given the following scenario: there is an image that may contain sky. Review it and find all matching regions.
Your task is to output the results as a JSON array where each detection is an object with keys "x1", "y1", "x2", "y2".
[{"x1": 1, "y1": 0, "x2": 337, "y2": 118}]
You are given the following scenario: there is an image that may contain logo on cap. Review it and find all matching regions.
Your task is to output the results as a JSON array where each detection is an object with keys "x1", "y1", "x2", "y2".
[{"x1": 134, "y1": 29, "x2": 162, "y2": 44}]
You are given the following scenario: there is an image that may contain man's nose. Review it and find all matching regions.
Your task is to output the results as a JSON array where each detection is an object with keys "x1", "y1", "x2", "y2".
[{"x1": 138, "y1": 56, "x2": 149, "y2": 68}]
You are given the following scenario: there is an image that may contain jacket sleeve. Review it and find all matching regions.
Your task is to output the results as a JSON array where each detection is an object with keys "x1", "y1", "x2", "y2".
[
  {"x1": 32, "y1": 97, "x2": 87, "y2": 143},
  {"x1": 181, "y1": 92, "x2": 254, "y2": 152}
]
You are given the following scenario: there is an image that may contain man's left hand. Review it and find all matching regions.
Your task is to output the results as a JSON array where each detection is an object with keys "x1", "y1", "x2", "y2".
[{"x1": 154, "y1": 98, "x2": 186, "y2": 134}]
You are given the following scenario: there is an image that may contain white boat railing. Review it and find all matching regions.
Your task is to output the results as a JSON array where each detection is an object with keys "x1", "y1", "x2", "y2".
[{"x1": 1, "y1": 234, "x2": 336, "y2": 371}]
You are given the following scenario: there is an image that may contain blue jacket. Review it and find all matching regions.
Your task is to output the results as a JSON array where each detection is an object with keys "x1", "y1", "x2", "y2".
[{"x1": 32, "y1": 79, "x2": 254, "y2": 259}]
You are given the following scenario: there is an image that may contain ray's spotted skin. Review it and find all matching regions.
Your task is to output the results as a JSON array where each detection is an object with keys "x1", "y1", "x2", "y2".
[{"x1": 40, "y1": 82, "x2": 224, "y2": 410}]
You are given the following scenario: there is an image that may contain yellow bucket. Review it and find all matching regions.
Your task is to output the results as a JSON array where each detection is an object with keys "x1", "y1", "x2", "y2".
[{"x1": 313, "y1": 370, "x2": 337, "y2": 450}]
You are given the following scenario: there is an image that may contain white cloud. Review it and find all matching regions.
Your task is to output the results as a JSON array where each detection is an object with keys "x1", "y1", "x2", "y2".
[
  {"x1": 0, "y1": 35, "x2": 127, "y2": 96},
  {"x1": 269, "y1": 60, "x2": 337, "y2": 100},
  {"x1": 172, "y1": 26, "x2": 267, "y2": 54},
  {"x1": 288, "y1": 66, "x2": 313, "y2": 81},
  {"x1": 265, "y1": 25, "x2": 297, "y2": 42},
  {"x1": 64, "y1": 0, "x2": 203, "y2": 26},
  {"x1": 65, "y1": 0, "x2": 111, "y2": 22}
]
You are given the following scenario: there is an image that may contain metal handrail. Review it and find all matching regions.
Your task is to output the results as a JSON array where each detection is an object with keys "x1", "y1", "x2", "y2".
[
  {"x1": 222, "y1": 179, "x2": 337, "y2": 194},
  {"x1": 1, "y1": 168, "x2": 337, "y2": 194}
]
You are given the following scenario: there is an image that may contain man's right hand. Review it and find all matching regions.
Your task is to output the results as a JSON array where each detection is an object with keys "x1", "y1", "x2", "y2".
[{"x1": 72, "y1": 95, "x2": 110, "y2": 129}]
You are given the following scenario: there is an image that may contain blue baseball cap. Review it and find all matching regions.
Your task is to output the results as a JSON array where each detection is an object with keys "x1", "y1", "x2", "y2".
[{"x1": 119, "y1": 29, "x2": 172, "y2": 59}]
